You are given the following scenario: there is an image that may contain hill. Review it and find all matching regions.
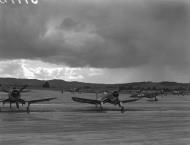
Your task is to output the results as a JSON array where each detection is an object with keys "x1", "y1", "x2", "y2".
[{"x1": 0, "y1": 78, "x2": 189, "y2": 92}]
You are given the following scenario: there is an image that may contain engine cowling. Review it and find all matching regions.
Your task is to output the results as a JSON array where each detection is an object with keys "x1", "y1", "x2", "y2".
[{"x1": 112, "y1": 91, "x2": 119, "y2": 98}]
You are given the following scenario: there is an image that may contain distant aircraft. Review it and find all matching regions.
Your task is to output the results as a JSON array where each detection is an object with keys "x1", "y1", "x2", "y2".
[
  {"x1": 130, "y1": 90, "x2": 166, "y2": 101},
  {"x1": 0, "y1": 85, "x2": 56, "y2": 113},
  {"x1": 171, "y1": 90, "x2": 185, "y2": 96},
  {"x1": 65, "y1": 87, "x2": 82, "y2": 94},
  {"x1": 72, "y1": 90, "x2": 141, "y2": 113}
]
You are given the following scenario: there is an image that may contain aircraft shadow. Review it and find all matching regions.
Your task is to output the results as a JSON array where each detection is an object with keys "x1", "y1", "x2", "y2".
[
  {"x1": 0, "y1": 106, "x2": 144, "y2": 113},
  {"x1": 70, "y1": 107, "x2": 143, "y2": 113},
  {"x1": 0, "y1": 109, "x2": 55, "y2": 113}
]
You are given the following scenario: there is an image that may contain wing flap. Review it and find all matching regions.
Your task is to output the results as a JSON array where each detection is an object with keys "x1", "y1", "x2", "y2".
[{"x1": 72, "y1": 97, "x2": 101, "y2": 104}]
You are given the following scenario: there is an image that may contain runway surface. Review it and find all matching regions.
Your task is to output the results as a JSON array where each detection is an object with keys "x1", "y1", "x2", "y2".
[{"x1": 0, "y1": 90, "x2": 190, "y2": 145}]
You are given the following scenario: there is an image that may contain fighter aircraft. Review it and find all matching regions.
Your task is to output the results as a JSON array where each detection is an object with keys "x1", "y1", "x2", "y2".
[
  {"x1": 171, "y1": 90, "x2": 186, "y2": 96},
  {"x1": 129, "y1": 90, "x2": 166, "y2": 101},
  {"x1": 65, "y1": 87, "x2": 82, "y2": 94},
  {"x1": 72, "y1": 90, "x2": 141, "y2": 113},
  {"x1": 0, "y1": 85, "x2": 56, "y2": 113}
]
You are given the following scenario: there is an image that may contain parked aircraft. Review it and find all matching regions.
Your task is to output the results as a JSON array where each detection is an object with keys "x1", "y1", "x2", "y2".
[
  {"x1": 0, "y1": 85, "x2": 56, "y2": 113},
  {"x1": 72, "y1": 90, "x2": 141, "y2": 113},
  {"x1": 171, "y1": 90, "x2": 185, "y2": 96},
  {"x1": 65, "y1": 87, "x2": 82, "y2": 94},
  {"x1": 130, "y1": 90, "x2": 166, "y2": 101}
]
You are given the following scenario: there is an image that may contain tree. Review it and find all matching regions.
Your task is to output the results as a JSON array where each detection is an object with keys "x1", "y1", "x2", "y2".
[
  {"x1": 152, "y1": 86, "x2": 157, "y2": 90},
  {"x1": 128, "y1": 86, "x2": 133, "y2": 90},
  {"x1": 42, "y1": 81, "x2": 50, "y2": 88}
]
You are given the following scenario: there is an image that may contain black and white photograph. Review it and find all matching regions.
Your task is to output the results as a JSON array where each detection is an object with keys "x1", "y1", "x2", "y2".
[{"x1": 0, "y1": 0, "x2": 190, "y2": 144}]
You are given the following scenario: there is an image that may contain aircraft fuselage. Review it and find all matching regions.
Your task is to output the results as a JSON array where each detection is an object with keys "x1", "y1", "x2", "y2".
[{"x1": 8, "y1": 89, "x2": 21, "y2": 102}]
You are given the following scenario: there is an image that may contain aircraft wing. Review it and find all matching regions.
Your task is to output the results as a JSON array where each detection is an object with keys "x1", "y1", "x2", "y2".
[
  {"x1": 72, "y1": 97, "x2": 101, "y2": 105},
  {"x1": 27, "y1": 97, "x2": 56, "y2": 105},
  {"x1": 121, "y1": 98, "x2": 140, "y2": 103},
  {"x1": 0, "y1": 88, "x2": 9, "y2": 93},
  {"x1": 21, "y1": 89, "x2": 31, "y2": 93},
  {"x1": 129, "y1": 94, "x2": 145, "y2": 99},
  {"x1": 142, "y1": 93, "x2": 158, "y2": 98}
]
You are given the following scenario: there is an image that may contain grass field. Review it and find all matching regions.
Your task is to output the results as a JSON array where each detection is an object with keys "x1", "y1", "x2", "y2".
[{"x1": 0, "y1": 89, "x2": 190, "y2": 145}]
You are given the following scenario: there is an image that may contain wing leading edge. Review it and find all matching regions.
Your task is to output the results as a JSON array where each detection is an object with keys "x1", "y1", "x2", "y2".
[
  {"x1": 27, "y1": 97, "x2": 57, "y2": 105},
  {"x1": 121, "y1": 98, "x2": 140, "y2": 103},
  {"x1": 72, "y1": 97, "x2": 101, "y2": 104}
]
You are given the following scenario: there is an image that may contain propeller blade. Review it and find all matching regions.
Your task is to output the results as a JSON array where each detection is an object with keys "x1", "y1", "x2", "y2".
[{"x1": 19, "y1": 85, "x2": 28, "y2": 92}]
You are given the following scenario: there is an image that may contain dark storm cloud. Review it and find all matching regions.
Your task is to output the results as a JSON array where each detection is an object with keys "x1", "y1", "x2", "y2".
[
  {"x1": 60, "y1": 17, "x2": 79, "y2": 30},
  {"x1": 0, "y1": 0, "x2": 190, "y2": 69}
]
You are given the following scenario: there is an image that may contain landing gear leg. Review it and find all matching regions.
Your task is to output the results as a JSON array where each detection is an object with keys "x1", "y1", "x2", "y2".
[
  {"x1": 95, "y1": 93, "x2": 98, "y2": 108},
  {"x1": 155, "y1": 96, "x2": 158, "y2": 101},
  {"x1": 99, "y1": 102, "x2": 103, "y2": 112},
  {"x1": 27, "y1": 104, "x2": 30, "y2": 114},
  {"x1": 95, "y1": 104, "x2": 98, "y2": 108},
  {"x1": 119, "y1": 102, "x2": 125, "y2": 113},
  {"x1": 121, "y1": 106, "x2": 125, "y2": 113},
  {"x1": 16, "y1": 102, "x2": 19, "y2": 109}
]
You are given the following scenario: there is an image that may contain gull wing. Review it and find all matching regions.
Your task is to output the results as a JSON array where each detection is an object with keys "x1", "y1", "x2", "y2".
[
  {"x1": 72, "y1": 97, "x2": 101, "y2": 105},
  {"x1": 27, "y1": 97, "x2": 56, "y2": 105}
]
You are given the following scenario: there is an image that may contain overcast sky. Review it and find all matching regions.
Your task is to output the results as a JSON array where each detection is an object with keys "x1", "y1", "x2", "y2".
[{"x1": 0, "y1": 0, "x2": 190, "y2": 84}]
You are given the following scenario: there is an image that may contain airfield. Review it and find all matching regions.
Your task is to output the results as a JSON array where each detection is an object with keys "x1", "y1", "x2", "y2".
[{"x1": 0, "y1": 89, "x2": 190, "y2": 145}]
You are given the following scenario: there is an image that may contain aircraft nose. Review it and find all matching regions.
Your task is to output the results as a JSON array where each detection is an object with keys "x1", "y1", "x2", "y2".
[{"x1": 113, "y1": 91, "x2": 119, "y2": 97}]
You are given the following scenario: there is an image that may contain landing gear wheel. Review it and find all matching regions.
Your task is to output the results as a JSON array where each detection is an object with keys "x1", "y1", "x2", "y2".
[
  {"x1": 155, "y1": 97, "x2": 158, "y2": 101},
  {"x1": 27, "y1": 106, "x2": 30, "y2": 114},
  {"x1": 99, "y1": 102, "x2": 103, "y2": 112},
  {"x1": 16, "y1": 102, "x2": 19, "y2": 109},
  {"x1": 99, "y1": 106, "x2": 103, "y2": 112},
  {"x1": 121, "y1": 106, "x2": 125, "y2": 113}
]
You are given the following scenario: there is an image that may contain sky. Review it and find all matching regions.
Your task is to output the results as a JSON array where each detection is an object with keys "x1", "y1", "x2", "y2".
[{"x1": 0, "y1": 0, "x2": 190, "y2": 84}]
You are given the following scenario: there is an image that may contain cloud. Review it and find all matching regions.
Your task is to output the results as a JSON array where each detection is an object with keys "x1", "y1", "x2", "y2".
[
  {"x1": 1, "y1": 59, "x2": 190, "y2": 83},
  {"x1": 60, "y1": 17, "x2": 79, "y2": 30},
  {"x1": 0, "y1": 60, "x2": 24, "y2": 78},
  {"x1": 11, "y1": 59, "x2": 104, "y2": 82},
  {"x1": 0, "y1": 0, "x2": 190, "y2": 83},
  {"x1": 0, "y1": 0, "x2": 189, "y2": 69}
]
